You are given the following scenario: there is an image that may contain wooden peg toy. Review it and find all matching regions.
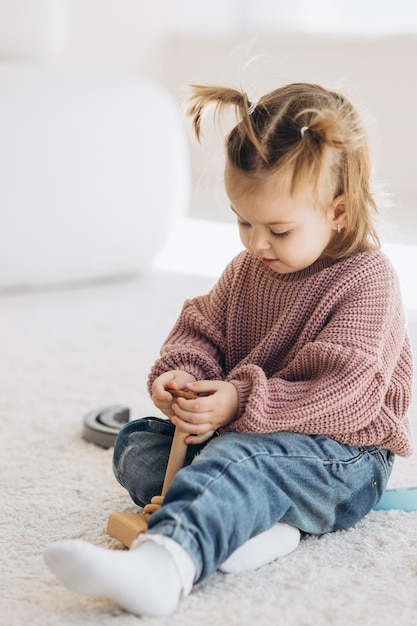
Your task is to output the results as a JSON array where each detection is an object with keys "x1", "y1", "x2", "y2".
[{"x1": 107, "y1": 388, "x2": 197, "y2": 547}]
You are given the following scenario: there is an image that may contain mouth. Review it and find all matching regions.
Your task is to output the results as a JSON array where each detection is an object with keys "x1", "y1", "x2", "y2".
[{"x1": 260, "y1": 257, "x2": 279, "y2": 266}]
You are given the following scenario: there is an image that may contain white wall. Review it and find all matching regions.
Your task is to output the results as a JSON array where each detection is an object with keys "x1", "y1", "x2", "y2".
[
  {"x1": 167, "y1": 0, "x2": 417, "y2": 37},
  {"x1": 59, "y1": 0, "x2": 167, "y2": 80}
]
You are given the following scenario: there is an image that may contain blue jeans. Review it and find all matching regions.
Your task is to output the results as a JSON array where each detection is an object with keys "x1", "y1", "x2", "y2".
[{"x1": 113, "y1": 417, "x2": 394, "y2": 583}]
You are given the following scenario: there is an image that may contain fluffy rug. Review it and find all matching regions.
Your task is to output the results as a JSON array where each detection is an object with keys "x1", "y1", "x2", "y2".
[{"x1": 1, "y1": 239, "x2": 417, "y2": 625}]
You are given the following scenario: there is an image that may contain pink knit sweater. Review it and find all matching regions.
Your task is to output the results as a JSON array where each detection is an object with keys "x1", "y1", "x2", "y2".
[{"x1": 148, "y1": 251, "x2": 413, "y2": 456}]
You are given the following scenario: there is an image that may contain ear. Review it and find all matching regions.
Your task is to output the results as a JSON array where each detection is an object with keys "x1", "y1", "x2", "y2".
[{"x1": 329, "y1": 194, "x2": 346, "y2": 231}]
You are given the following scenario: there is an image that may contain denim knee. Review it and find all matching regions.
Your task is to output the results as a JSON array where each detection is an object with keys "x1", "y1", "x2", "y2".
[{"x1": 113, "y1": 416, "x2": 207, "y2": 507}]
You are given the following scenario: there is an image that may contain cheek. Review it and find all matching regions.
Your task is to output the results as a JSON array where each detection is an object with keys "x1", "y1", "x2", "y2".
[
  {"x1": 275, "y1": 232, "x2": 317, "y2": 261},
  {"x1": 238, "y1": 227, "x2": 250, "y2": 249},
  {"x1": 273, "y1": 238, "x2": 297, "y2": 260}
]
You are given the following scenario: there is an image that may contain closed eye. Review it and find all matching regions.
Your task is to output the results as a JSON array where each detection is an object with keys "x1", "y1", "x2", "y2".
[
  {"x1": 238, "y1": 221, "x2": 290, "y2": 238},
  {"x1": 271, "y1": 230, "x2": 289, "y2": 238}
]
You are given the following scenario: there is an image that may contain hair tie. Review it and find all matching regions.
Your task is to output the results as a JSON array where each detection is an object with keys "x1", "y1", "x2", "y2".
[
  {"x1": 248, "y1": 101, "x2": 257, "y2": 115},
  {"x1": 300, "y1": 126, "x2": 309, "y2": 138}
]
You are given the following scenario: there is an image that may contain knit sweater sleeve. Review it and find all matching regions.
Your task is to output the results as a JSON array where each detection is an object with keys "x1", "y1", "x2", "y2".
[
  {"x1": 226, "y1": 254, "x2": 413, "y2": 455},
  {"x1": 147, "y1": 255, "x2": 239, "y2": 391}
]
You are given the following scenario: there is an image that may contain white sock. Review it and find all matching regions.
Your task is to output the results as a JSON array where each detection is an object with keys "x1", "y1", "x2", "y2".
[
  {"x1": 219, "y1": 523, "x2": 301, "y2": 574},
  {"x1": 44, "y1": 536, "x2": 195, "y2": 617}
]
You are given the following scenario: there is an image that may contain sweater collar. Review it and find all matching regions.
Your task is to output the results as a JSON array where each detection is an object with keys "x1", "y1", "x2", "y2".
[{"x1": 261, "y1": 255, "x2": 340, "y2": 282}]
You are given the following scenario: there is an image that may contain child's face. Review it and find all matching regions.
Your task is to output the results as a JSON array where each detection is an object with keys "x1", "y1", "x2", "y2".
[{"x1": 225, "y1": 165, "x2": 341, "y2": 274}]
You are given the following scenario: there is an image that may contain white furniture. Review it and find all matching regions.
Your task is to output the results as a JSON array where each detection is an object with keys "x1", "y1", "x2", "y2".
[{"x1": 0, "y1": 63, "x2": 190, "y2": 288}]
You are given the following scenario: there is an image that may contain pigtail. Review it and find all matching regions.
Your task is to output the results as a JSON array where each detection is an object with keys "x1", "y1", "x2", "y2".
[
  {"x1": 291, "y1": 100, "x2": 369, "y2": 198},
  {"x1": 296, "y1": 104, "x2": 364, "y2": 151},
  {"x1": 187, "y1": 84, "x2": 267, "y2": 162}
]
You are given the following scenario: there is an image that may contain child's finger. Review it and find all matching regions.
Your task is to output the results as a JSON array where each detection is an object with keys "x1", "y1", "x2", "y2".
[
  {"x1": 186, "y1": 380, "x2": 216, "y2": 395},
  {"x1": 169, "y1": 388, "x2": 198, "y2": 400},
  {"x1": 185, "y1": 430, "x2": 215, "y2": 445}
]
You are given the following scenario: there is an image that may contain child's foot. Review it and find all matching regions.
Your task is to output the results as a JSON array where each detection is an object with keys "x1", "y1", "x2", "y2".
[
  {"x1": 44, "y1": 539, "x2": 183, "y2": 617},
  {"x1": 219, "y1": 523, "x2": 300, "y2": 573}
]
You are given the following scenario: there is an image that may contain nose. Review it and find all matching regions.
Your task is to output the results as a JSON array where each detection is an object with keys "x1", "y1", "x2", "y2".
[{"x1": 248, "y1": 228, "x2": 271, "y2": 255}]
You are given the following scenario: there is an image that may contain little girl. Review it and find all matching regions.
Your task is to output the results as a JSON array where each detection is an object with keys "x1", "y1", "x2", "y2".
[{"x1": 44, "y1": 82, "x2": 413, "y2": 617}]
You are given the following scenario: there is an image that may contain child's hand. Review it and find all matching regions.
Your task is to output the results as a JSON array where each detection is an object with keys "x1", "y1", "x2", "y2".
[
  {"x1": 170, "y1": 380, "x2": 238, "y2": 444},
  {"x1": 151, "y1": 370, "x2": 196, "y2": 419}
]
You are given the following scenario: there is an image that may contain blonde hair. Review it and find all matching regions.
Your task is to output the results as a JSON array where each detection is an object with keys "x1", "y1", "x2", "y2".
[{"x1": 187, "y1": 82, "x2": 380, "y2": 259}]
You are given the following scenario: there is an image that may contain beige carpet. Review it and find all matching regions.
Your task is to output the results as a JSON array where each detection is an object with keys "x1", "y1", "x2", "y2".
[{"x1": 1, "y1": 264, "x2": 417, "y2": 626}]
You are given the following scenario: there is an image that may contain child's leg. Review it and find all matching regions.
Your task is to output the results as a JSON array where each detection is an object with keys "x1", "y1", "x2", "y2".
[
  {"x1": 112, "y1": 418, "x2": 302, "y2": 574},
  {"x1": 145, "y1": 432, "x2": 393, "y2": 582},
  {"x1": 45, "y1": 432, "x2": 393, "y2": 616}
]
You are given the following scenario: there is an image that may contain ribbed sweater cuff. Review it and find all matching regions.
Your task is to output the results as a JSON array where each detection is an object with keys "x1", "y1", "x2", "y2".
[{"x1": 231, "y1": 379, "x2": 253, "y2": 420}]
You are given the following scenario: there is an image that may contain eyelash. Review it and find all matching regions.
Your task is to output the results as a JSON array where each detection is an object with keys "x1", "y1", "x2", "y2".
[{"x1": 238, "y1": 222, "x2": 289, "y2": 238}]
